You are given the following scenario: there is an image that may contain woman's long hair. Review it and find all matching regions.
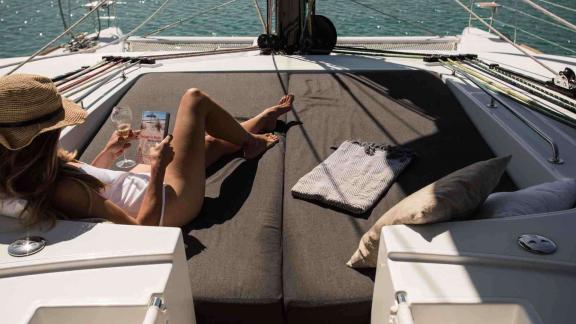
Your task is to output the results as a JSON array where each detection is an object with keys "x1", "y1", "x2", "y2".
[{"x1": 0, "y1": 129, "x2": 104, "y2": 227}]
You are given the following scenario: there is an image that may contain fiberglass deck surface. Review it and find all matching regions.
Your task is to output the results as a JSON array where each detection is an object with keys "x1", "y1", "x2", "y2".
[{"x1": 80, "y1": 71, "x2": 516, "y2": 324}]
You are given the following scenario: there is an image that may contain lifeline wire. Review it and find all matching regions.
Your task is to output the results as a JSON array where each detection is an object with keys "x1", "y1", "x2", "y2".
[
  {"x1": 453, "y1": 0, "x2": 557, "y2": 76},
  {"x1": 5, "y1": 0, "x2": 110, "y2": 75}
]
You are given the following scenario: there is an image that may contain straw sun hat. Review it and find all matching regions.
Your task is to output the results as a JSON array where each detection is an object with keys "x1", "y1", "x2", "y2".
[{"x1": 0, "y1": 74, "x2": 86, "y2": 150}]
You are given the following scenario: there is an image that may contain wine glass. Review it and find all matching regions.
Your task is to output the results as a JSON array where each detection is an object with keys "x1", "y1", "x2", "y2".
[{"x1": 110, "y1": 106, "x2": 137, "y2": 169}]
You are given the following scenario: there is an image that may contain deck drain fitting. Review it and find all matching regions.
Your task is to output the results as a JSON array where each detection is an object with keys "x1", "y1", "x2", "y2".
[
  {"x1": 518, "y1": 234, "x2": 557, "y2": 255},
  {"x1": 8, "y1": 236, "x2": 46, "y2": 257}
]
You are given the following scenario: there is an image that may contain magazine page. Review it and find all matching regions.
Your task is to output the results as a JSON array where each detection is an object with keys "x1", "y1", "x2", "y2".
[{"x1": 137, "y1": 111, "x2": 170, "y2": 164}]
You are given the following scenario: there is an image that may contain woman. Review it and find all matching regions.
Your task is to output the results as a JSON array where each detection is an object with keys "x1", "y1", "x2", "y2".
[{"x1": 0, "y1": 74, "x2": 293, "y2": 227}]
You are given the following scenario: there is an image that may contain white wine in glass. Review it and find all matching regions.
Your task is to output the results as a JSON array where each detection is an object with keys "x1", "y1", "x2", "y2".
[{"x1": 110, "y1": 106, "x2": 137, "y2": 169}]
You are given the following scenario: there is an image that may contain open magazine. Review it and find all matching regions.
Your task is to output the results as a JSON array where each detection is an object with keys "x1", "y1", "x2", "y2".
[{"x1": 137, "y1": 111, "x2": 170, "y2": 164}]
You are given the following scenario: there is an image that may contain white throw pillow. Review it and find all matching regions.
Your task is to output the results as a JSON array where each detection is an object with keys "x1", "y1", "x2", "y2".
[
  {"x1": 347, "y1": 156, "x2": 511, "y2": 268},
  {"x1": 476, "y1": 179, "x2": 576, "y2": 219}
]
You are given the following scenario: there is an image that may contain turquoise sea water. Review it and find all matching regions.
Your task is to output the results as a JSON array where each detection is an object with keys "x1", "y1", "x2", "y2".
[{"x1": 0, "y1": 0, "x2": 575, "y2": 58}]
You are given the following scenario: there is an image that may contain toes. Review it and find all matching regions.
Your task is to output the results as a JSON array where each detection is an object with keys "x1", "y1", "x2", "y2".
[
  {"x1": 265, "y1": 133, "x2": 279, "y2": 141},
  {"x1": 264, "y1": 133, "x2": 279, "y2": 144}
]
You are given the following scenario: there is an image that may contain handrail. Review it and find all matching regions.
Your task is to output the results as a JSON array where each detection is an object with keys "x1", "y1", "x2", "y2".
[{"x1": 444, "y1": 60, "x2": 563, "y2": 164}]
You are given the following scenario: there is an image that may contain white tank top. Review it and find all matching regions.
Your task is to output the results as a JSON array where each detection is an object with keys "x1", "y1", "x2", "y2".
[{"x1": 0, "y1": 164, "x2": 150, "y2": 219}]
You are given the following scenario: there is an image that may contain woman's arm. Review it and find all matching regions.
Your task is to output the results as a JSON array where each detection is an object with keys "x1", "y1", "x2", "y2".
[
  {"x1": 135, "y1": 135, "x2": 174, "y2": 225},
  {"x1": 54, "y1": 136, "x2": 173, "y2": 226},
  {"x1": 52, "y1": 178, "x2": 139, "y2": 225}
]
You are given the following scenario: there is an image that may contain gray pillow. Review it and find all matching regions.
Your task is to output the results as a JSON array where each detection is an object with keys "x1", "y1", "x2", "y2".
[
  {"x1": 347, "y1": 156, "x2": 511, "y2": 268},
  {"x1": 476, "y1": 179, "x2": 576, "y2": 219}
]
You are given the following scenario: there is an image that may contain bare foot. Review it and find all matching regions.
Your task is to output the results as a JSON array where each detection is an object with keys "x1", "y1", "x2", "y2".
[
  {"x1": 243, "y1": 133, "x2": 279, "y2": 159},
  {"x1": 260, "y1": 94, "x2": 294, "y2": 132}
]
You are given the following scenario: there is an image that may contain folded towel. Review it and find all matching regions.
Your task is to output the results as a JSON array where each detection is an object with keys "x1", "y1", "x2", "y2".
[{"x1": 291, "y1": 140, "x2": 414, "y2": 214}]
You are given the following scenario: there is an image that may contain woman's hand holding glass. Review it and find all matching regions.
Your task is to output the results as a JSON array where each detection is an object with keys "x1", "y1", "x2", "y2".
[
  {"x1": 110, "y1": 106, "x2": 137, "y2": 169},
  {"x1": 104, "y1": 129, "x2": 140, "y2": 159}
]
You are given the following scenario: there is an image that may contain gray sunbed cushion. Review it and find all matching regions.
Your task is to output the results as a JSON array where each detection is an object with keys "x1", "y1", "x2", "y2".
[
  {"x1": 282, "y1": 71, "x2": 517, "y2": 324},
  {"x1": 80, "y1": 72, "x2": 288, "y2": 324}
]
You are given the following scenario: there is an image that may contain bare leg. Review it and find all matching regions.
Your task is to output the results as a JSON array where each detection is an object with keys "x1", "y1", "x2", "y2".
[
  {"x1": 205, "y1": 94, "x2": 294, "y2": 166},
  {"x1": 162, "y1": 89, "x2": 279, "y2": 226}
]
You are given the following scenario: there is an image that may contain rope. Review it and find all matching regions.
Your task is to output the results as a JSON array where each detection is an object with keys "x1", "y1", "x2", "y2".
[
  {"x1": 349, "y1": 0, "x2": 438, "y2": 36},
  {"x1": 144, "y1": 0, "x2": 240, "y2": 37},
  {"x1": 58, "y1": 60, "x2": 122, "y2": 92},
  {"x1": 266, "y1": 0, "x2": 273, "y2": 35},
  {"x1": 57, "y1": 0, "x2": 74, "y2": 38},
  {"x1": 252, "y1": 0, "x2": 267, "y2": 32},
  {"x1": 521, "y1": 0, "x2": 576, "y2": 33},
  {"x1": 333, "y1": 49, "x2": 426, "y2": 59},
  {"x1": 493, "y1": 19, "x2": 576, "y2": 55},
  {"x1": 54, "y1": 60, "x2": 108, "y2": 86},
  {"x1": 64, "y1": 62, "x2": 129, "y2": 97},
  {"x1": 72, "y1": 62, "x2": 138, "y2": 103},
  {"x1": 4, "y1": 0, "x2": 110, "y2": 76},
  {"x1": 532, "y1": 0, "x2": 576, "y2": 14},
  {"x1": 446, "y1": 59, "x2": 576, "y2": 126},
  {"x1": 453, "y1": 0, "x2": 557, "y2": 76},
  {"x1": 467, "y1": 59, "x2": 576, "y2": 111},
  {"x1": 332, "y1": 46, "x2": 428, "y2": 59},
  {"x1": 144, "y1": 46, "x2": 259, "y2": 60},
  {"x1": 500, "y1": 4, "x2": 575, "y2": 33}
]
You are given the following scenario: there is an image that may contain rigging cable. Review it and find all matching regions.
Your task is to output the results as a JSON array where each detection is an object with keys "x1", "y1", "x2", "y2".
[
  {"x1": 144, "y1": 0, "x2": 240, "y2": 37},
  {"x1": 57, "y1": 0, "x2": 74, "y2": 39},
  {"x1": 521, "y1": 0, "x2": 576, "y2": 32},
  {"x1": 4, "y1": 0, "x2": 110, "y2": 75},
  {"x1": 532, "y1": 0, "x2": 576, "y2": 14},
  {"x1": 452, "y1": 0, "x2": 557, "y2": 76},
  {"x1": 252, "y1": 0, "x2": 267, "y2": 32},
  {"x1": 500, "y1": 5, "x2": 574, "y2": 33},
  {"x1": 348, "y1": 0, "x2": 438, "y2": 36},
  {"x1": 493, "y1": 19, "x2": 576, "y2": 55},
  {"x1": 0, "y1": 0, "x2": 170, "y2": 72},
  {"x1": 126, "y1": 0, "x2": 172, "y2": 37}
]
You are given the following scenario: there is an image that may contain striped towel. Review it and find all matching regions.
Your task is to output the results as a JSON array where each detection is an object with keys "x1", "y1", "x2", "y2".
[{"x1": 291, "y1": 140, "x2": 414, "y2": 214}]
